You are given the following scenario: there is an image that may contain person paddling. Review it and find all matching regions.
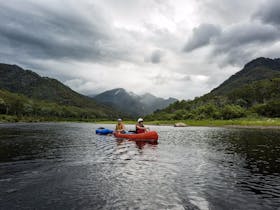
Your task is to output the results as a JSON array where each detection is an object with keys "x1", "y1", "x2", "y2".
[
  {"x1": 136, "y1": 118, "x2": 149, "y2": 134},
  {"x1": 115, "y1": 118, "x2": 126, "y2": 133}
]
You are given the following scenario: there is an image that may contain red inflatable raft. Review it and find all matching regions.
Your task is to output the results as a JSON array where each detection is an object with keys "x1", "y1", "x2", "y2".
[{"x1": 114, "y1": 131, "x2": 159, "y2": 142}]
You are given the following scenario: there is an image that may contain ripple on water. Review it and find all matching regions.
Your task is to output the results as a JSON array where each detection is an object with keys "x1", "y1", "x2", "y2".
[{"x1": 0, "y1": 123, "x2": 280, "y2": 210}]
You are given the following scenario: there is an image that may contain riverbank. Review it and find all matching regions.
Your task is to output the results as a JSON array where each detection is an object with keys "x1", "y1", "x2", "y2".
[
  {"x1": 0, "y1": 114, "x2": 103, "y2": 123},
  {"x1": 96, "y1": 118, "x2": 280, "y2": 129},
  {"x1": 1, "y1": 114, "x2": 280, "y2": 128},
  {"x1": 145, "y1": 118, "x2": 280, "y2": 127}
]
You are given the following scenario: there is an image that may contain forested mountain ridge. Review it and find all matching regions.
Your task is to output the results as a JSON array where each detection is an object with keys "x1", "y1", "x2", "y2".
[
  {"x1": 1, "y1": 64, "x2": 105, "y2": 108},
  {"x1": 0, "y1": 63, "x2": 120, "y2": 120},
  {"x1": 211, "y1": 57, "x2": 280, "y2": 95},
  {"x1": 146, "y1": 57, "x2": 280, "y2": 120}
]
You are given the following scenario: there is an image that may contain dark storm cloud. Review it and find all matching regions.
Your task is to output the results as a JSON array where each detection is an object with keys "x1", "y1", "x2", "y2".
[
  {"x1": 149, "y1": 50, "x2": 164, "y2": 64},
  {"x1": 184, "y1": 19, "x2": 280, "y2": 66},
  {"x1": 211, "y1": 22, "x2": 280, "y2": 65},
  {"x1": 255, "y1": 0, "x2": 280, "y2": 26},
  {"x1": 214, "y1": 23, "x2": 279, "y2": 50},
  {"x1": 0, "y1": 2, "x2": 126, "y2": 63},
  {"x1": 182, "y1": 0, "x2": 280, "y2": 67},
  {"x1": 183, "y1": 24, "x2": 221, "y2": 52},
  {"x1": 197, "y1": 0, "x2": 262, "y2": 24}
]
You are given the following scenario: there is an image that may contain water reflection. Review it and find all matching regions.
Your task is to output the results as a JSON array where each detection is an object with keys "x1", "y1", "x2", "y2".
[
  {"x1": 205, "y1": 128, "x2": 280, "y2": 175},
  {"x1": 0, "y1": 123, "x2": 279, "y2": 210},
  {"x1": 134, "y1": 140, "x2": 158, "y2": 150},
  {"x1": 115, "y1": 138, "x2": 158, "y2": 150}
]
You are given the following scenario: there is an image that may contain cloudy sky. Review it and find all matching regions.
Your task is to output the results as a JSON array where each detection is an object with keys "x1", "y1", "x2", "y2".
[{"x1": 1, "y1": 0, "x2": 280, "y2": 99}]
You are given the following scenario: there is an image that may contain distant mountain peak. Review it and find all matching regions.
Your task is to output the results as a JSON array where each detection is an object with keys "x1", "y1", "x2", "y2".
[
  {"x1": 114, "y1": 88, "x2": 123, "y2": 96},
  {"x1": 128, "y1": 91, "x2": 138, "y2": 98},
  {"x1": 93, "y1": 88, "x2": 177, "y2": 116},
  {"x1": 110, "y1": 87, "x2": 125, "y2": 92},
  {"x1": 141, "y1": 93, "x2": 155, "y2": 98}
]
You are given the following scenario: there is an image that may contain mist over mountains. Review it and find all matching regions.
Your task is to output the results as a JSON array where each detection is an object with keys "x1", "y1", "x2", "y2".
[{"x1": 93, "y1": 88, "x2": 177, "y2": 117}]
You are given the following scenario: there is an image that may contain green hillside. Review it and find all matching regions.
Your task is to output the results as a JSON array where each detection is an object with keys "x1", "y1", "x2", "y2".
[
  {"x1": 0, "y1": 63, "x2": 120, "y2": 121},
  {"x1": 146, "y1": 58, "x2": 280, "y2": 121},
  {"x1": 0, "y1": 89, "x2": 117, "y2": 121},
  {"x1": 212, "y1": 57, "x2": 280, "y2": 95},
  {"x1": 0, "y1": 64, "x2": 110, "y2": 109}
]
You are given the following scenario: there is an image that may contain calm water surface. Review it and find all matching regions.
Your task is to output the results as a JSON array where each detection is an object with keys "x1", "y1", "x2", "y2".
[{"x1": 0, "y1": 123, "x2": 280, "y2": 210}]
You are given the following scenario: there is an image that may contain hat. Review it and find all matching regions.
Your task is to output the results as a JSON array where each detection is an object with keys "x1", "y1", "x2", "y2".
[
  {"x1": 137, "y1": 118, "x2": 144, "y2": 122},
  {"x1": 117, "y1": 118, "x2": 122, "y2": 121}
]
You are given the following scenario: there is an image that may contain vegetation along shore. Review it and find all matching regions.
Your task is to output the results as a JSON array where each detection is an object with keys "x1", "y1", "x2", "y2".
[{"x1": 1, "y1": 114, "x2": 280, "y2": 129}]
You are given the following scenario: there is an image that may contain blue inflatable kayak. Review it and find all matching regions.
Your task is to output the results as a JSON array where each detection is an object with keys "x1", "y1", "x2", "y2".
[{"x1": 96, "y1": 128, "x2": 114, "y2": 135}]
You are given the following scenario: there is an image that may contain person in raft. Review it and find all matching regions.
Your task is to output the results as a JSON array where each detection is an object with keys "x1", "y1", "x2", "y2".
[
  {"x1": 136, "y1": 118, "x2": 150, "y2": 133},
  {"x1": 115, "y1": 118, "x2": 126, "y2": 133}
]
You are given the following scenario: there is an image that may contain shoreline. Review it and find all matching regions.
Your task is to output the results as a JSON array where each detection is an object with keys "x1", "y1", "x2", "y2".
[
  {"x1": 146, "y1": 123, "x2": 280, "y2": 129},
  {"x1": 1, "y1": 121, "x2": 279, "y2": 130},
  {"x1": 222, "y1": 125, "x2": 280, "y2": 129},
  {"x1": 1, "y1": 115, "x2": 280, "y2": 129}
]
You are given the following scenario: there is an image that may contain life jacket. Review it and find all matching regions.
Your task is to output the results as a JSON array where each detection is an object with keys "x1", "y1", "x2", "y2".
[
  {"x1": 116, "y1": 123, "x2": 124, "y2": 131},
  {"x1": 136, "y1": 124, "x2": 145, "y2": 134}
]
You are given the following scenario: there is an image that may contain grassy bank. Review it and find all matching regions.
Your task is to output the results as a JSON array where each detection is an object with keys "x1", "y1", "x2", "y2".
[
  {"x1": 145, "y1": 118, "x2": 280, "y2": 127},
  {"x1": 0, "y1": 114, "x2": 107, "y2": 123},
  {"x1": 1, "y1": 115, "x2": 280, "y2": 127},
  {"x1": 96, "y1": 118, "x2": 280, "y2": 127}
]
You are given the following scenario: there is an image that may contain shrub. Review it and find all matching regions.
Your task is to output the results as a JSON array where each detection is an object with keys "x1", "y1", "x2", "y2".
[
  {"x1": 194, "y1": 104, "x2": 221, "y2": 119},
  {"x1": 253, "y1": 100, "x2": 280, "y2": 117},
  {"x1": 220, "y1": 105, "x2": 246, "y2": 119}
]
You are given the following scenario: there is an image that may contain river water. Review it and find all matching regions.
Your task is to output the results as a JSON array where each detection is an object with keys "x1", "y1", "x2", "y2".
[{"x1": 0, "y1": 123, "x2": 279, "y2": 210}]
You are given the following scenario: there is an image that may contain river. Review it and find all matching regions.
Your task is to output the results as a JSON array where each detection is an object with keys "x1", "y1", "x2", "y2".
[{"x1": 0, "y1": 123, "x2": 280, "y2": 210}]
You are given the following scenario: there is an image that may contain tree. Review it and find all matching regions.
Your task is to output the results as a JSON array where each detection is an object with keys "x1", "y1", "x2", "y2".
[
  {"x1": 221, "y1": 105, "x2": 246, "y2": 119},
  {"x1": 0, "y1": 97, "x2": 7, "y2": 114},
  {"x1": 253, "y1": 100, "x2": 280, "y2": 117}
]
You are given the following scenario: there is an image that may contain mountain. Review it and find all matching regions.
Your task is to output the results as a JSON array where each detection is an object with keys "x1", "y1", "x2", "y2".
[
  {"x1": 0, "y1": 64, "x2": 98, "y2": 108},
  {"x1": 93, "y1": 88, "x2": 177, "y2": 117},
  {"x1": 0, "y1": 63, "x2": 120, "y2": 119},
  {"x1": 140, "y1": 93, "x2": 177, "y2": 112},
  {"x1": 146, "y1": 57, "x2": 280, "y2": 120},
  {"x1": 212, "y1": 57, "x2": 280, "y2": 95},
  {"x1": 94, "y1": 88, "x2": 143, "y2": 116}
]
